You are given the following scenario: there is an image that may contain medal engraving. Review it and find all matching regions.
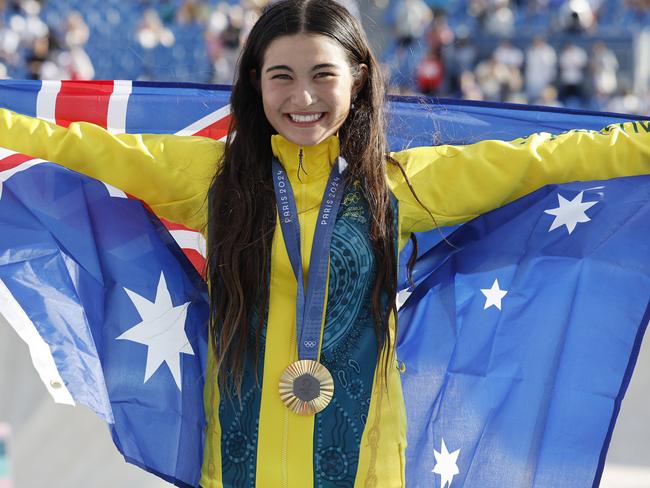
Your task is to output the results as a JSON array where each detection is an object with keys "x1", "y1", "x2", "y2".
[
  {"x1": 293, "y1": 373, "x2": 320, "y2": 402},
  {"x1": 279, "y1": 360, "x2": 334, "y2": 415}
]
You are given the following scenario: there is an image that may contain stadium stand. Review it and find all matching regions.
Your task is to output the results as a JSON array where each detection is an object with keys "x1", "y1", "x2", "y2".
[{"x1": 0, "y1": 0, "x2": 647, "y2": 113}]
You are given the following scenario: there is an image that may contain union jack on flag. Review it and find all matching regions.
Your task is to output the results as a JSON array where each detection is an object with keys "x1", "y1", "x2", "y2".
[{"x1": 4, "y1": 79, "x2": 233, "y2": 277}]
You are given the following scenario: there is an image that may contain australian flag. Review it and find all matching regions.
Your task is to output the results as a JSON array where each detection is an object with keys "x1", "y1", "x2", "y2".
[
  {"x1": 0, "y1": 147, "x2": 209, "y2": 487},
  {"x1": 0, "y1": 80, "x2": 648, "y2": 487}
]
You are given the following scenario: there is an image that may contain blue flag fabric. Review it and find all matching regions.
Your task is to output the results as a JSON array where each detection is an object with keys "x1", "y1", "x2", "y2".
[
  {"x1": 397, "y1": 175, "x2": 650, "y2": 487},
  {"x1": 0, "y1": 80, "x2": 648, "y2": 487},
  {"x1": 0, "y1": 154, "x2": 209, "y2": 487}
]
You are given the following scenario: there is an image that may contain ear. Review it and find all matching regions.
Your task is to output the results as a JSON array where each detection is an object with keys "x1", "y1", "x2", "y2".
[
  {"x1": 250, "y1": 69, "x2": 260, "y2": 91},
  {"x1": 352, "y1": 63, "x2": 369, "y2": 97}
]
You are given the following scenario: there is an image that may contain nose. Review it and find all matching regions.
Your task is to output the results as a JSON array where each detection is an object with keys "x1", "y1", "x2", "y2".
[{"x1": 291, "y1": 82, "x2": 318, "y2": 107}]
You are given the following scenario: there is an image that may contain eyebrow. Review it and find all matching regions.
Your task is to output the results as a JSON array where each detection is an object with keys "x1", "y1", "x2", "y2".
[{"x1": 264, "y1": 63, "x2": 341, "y2": 73}]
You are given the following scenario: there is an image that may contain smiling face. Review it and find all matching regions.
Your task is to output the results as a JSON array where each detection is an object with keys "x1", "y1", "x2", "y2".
[{"x1": 259, "y1": 33, "x2": 365, "y2": 147}]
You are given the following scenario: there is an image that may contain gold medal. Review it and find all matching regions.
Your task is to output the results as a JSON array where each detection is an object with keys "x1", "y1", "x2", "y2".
[{"x1": 279, "y1": 359, "x2": 334, "y2": 415}]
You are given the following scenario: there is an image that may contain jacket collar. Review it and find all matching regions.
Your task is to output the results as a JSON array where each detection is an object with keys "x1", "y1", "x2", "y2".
[{"x1": 270, "y1": 134, "x2": 340, "y2": 183}]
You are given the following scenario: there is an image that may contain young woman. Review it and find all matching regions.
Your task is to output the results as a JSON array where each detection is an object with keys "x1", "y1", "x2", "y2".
[{"x1": 0, "y1": 1, "x2": 648, "y2": 487}]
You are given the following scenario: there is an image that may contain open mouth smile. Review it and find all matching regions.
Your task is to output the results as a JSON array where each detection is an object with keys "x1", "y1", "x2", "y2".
[{"x1": 286, "y1": 112, "x2": 326, "y2": 125}]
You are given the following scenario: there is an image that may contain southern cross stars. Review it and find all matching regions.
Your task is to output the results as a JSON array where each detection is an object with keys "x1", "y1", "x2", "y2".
[
  {"x1": 432, "y1": 438, "x2": 461, "y2": 488},
  {"x1": 476, "y1": 190, "x2": 599, "y2": 312},
  {"x1": 117, "y1": 272, "x2": 194, "y2": 390},
  {"x1": 544, "y1": 191, "x2": 598, "y2": 234}
]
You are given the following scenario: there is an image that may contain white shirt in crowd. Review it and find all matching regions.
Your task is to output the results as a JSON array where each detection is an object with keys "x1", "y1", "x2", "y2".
[
  {"x1": 559, "y1": 44, "x2": 588, "y2": 85},
  {"x1": 525, "y1": 40, "x2": 557, "y2": 100}
]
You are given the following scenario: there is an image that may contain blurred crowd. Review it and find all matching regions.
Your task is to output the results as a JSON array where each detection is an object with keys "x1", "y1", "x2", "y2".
[
  {"x1": 382, "y1": 0, "x2": 650, "y2": 113},
  {"x1": 0, "y1": 0, "x2": 648, "y2": 115},
  {"x1": 0, "y1": 0, "x2": 94, "y2": 80}
]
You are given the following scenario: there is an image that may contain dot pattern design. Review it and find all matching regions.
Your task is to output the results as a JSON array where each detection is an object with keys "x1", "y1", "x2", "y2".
[
  {"x1": 217, "y1": 181, "x2": 396, "y2": 487},
  {"x1": 315, "y1": 182, "x2": 386, "y2": 487}
]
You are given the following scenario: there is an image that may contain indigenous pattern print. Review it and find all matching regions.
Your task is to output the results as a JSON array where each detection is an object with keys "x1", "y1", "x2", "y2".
[
  {"x1": 218, "y1": 180, "x2": 393, "y2": 487},
  {"x1": 315, "y1": 181, "x2": 385, "y2": 487},
  {"x1": 219, "y1": 306, "x2": 267, "y2": 486}
]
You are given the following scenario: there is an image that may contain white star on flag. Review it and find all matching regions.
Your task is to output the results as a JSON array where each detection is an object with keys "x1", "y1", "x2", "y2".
[
  {"x1": 481, "y1": 279, "x2": 508, "y2": 310},
  {"x1": 544, "y1": 191, "x2": 598, "y2": 234},
  {"x1": 432, "y1": 438, "x2": 461, "y2": 488},
  {"x1": 117, "y1": 272, "x2": 194, "y2": 390}
]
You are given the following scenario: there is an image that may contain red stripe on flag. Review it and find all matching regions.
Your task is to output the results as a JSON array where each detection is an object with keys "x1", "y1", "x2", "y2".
[
  {"x1": 159, "y1": 218, "x2": 206, "y2": 277},
  {"x1": 191, "y1": 114, "x2": 231, "y2": 140},
  {"x1": 183, "y1": 250, "x2": 207, "y2": 279},
  {"x1": 160, "y1": 219, "x2": 198, "y2": 232},
  {"x1": 0, "y1": 153, "x2": 35, "y2": 171},
  {"x1": 55, "y1": 80, "x2": 115, "y2": 129}
]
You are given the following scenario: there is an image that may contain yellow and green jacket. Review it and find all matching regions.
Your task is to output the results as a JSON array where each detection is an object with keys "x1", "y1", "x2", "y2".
[{"x1": 0, "y1": 108, "x2": 648, "y2": 487}]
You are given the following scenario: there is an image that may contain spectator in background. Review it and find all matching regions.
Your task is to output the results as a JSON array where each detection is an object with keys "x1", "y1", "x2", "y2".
[
  {"x1": 459, "y1": 69, "x2": 484, "y2": 100},
  {"x1": 426, "y1": 13, "x2": 454, "y2": 54},
  {"x1": 475, "y1": 54, "x2": 510, "y2": 100},
  {"x1": 445, "y1": 29, "x2": 477, "y2": 96},
  {"x1": 558, "y1": 0, "x2": 596, "y2": 32},
  {"x1": 394, "y1": 0, "x2": 433, "y2": 46},
  {"x1": 538, "y1": 85, "x2": 563, "y2": 106},
  {"x1": 590, "y1": 41, "x2": 618, "y2": 98},
  {"x1": 61, "y1": 11, "x2": 94, "y2": 80},
  {"x1": 0, "y1": 17, "x2": 20, "y2": 67},
  {"x1": 416, "y1": 45, "x2": 444, "y2": 94},
  {"x1": 525, "y1": 36, "x2": 556, "y2": 103},
  {"x1": 484, "y1": 0, "x2": 515, "y2": 37},
  {"x1": 558, "y1": 41, "x2": 588, "y2": 105},
  {"x1": 382, "y1": 0, "x2": 433, "y2": 94},
  {"x1": 136, "y1": 8, "x2": 175, "y2": 80},
  {"x1": 239, "y1": 1, "x2": 263, "y2": 41},
  {"x1": 493, "y1": 37, "x2": 524, "y2": 98},
  {"x1": 25, "y1": 33, "x2": 59, "y2": 79},
  {"x1": 204, "y1": 1, "x2": 265, "y2": 85},
  {"x1": 205, "y1": 4, "x2": 232, "y2": 84},
  {"x1": 137, "y1": 9, "x2": 175, "y2": 50},
  {"x1": 6, "y1": 0, "x2": 48, "y2": 47},
  {"x1": 220, "y1": 4, "x2": 248, "y2": 51},
  {"x1": 381, "y1": 40, "x2": 420, "y2": 94},
  {"x1": 467, "y1": 0, "x2": 490, "y2": 27},
  {"x1": 607, "y1": 85, "x2": 643, "y2": 114},
  {"x1": 494, "y1": 38, "x2": 523, "y2": 70},
  {"x1": 425, "y1": 12, "x2": 454, "y2": 90}
]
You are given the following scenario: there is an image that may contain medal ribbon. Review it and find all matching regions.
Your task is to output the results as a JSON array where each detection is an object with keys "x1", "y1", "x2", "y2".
[{"x1": 271, "y1": 156, "x2": 347, "y2": 361}]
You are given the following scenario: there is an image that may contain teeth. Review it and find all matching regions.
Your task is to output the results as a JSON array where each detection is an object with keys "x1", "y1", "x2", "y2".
[{"x1": 289, "y1": 113, "x2": 323, "y2": 123}]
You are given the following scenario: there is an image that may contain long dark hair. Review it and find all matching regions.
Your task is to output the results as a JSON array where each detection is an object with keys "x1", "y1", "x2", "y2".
[{"x1": 207, "y1": 0, "x2": 398, "y2": 394}]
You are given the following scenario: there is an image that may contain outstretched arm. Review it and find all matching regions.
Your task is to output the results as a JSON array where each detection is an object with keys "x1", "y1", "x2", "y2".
[
  {"x1": 387, "y1": 121, "x2": 650, "y2": 245},
  {"x1": 0, "y1": 108, "x2": 223, "y2": 231}
]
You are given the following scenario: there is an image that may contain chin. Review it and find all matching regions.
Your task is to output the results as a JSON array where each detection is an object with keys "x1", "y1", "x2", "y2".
[{"x1": 282, "y1": 127, "x2": 337, "y2": 148}]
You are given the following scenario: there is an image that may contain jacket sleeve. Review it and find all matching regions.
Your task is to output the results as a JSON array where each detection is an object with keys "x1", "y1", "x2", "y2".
[
  {"x1": 0, "y1": 108, "x2": 223, "y2": 231},
  {"x1": 387, "y1": 120, "x2": 650, "y2": 245}
]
